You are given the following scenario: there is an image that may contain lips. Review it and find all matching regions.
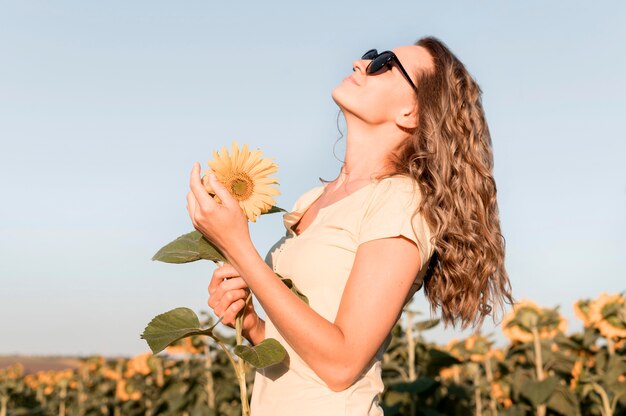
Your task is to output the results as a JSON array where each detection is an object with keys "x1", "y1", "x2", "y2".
[{"x1": 344, "y1": 74, "x2": 360, "y2": 86}]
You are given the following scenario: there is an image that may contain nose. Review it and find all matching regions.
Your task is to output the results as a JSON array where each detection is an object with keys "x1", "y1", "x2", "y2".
[{"x1": 352, "y1": 59, "x2": 368, "y2": 74}]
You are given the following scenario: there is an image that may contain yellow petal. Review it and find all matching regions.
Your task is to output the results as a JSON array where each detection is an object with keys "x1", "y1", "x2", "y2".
[
  {"x1": 231, "y1": 141, "x2": 240, "y2": 170},
  {"x1": 240, "y1": 143, "x2": 251, "y2": 170},
  {"x1": 219, "y1": 146, "x2": 232, "y2": 172},
  {"x1": 248, "y1": 157, "x2": 276, "y2": 177},
  {"x1": 255, "y1": 184, "x2": 281, "y2": 196},
  {"x1": 243, "y1": 149, "x2": 264, "y2": 171},
  {"x1": 255, "y1": 193, "x2": 277, "y2": 206},
  {"x1": 254, "y1": 177, "x2": 280, "y2": 185}
]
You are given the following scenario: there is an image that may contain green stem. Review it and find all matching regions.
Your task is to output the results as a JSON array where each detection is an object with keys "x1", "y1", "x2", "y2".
[
  {"x1": 235, "y1": 293, "x2": 252, "y2": 416},
  {"x1": 209, "y1": 305, "x2": 251, "y2": 416},
  {"x1": 204, "y1": 342, "x2": 216, "y2": 410},
  {"x1": 474, "y1": 367, "x2": 483, "y2": 416},
  {"x1": 1, "y1": 395, "x2": 8, "y2": 416},
  {"x1": 590, "y1": 382, "x2": 611, "y2": 416},
  {"x1": 404, "y1": 311, "x2": 417, "y2": 416},
  {"x1": 607, "y1": 338, "x2": 615, "y2": 356},
  {"x1": 531, "y1": 327, "x2": 546, "y2": 416},
  {"x1": 154, "y1": 356, "x2": 164, "y2": 388},
  {"x1": 58, "y1": 383, "x2": 66, "y2": 416},
  {"x1": 483, "y1": 356, "x2": 498, "y2": 416},
  {"x1": 211, "y1": 261, "x2": 252, "y2": 416}
]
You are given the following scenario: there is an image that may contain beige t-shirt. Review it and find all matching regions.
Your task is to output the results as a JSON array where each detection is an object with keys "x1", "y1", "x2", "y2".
[{"x1": 250, "y1": 175, "x2": 434, "y2": 416}]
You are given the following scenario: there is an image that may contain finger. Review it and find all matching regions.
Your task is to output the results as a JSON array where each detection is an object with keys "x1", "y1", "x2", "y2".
[
  {"x1": 214, "y1": 263, "x2": 239, "y2": 279},
  {"x1": 190, "y1": 162, "x2": 217, "y2": 211},
  {"x1": 186, "y1": 191, "x2": 196, "y2": 220},
  {"x1": 206, "y1": 172, "x2": 238, "y2": 209},
  {"x1": 208, "y1": 271, "x2": 227, "y2": 296},
  {"x1": 208, "y1": 265, "x2": 240, "y2": 295},
  {"x1": 214, "y1": 291, "x2": 247, "y2": 319},
  {"x1": 222, "y1": 299, "x2": 246, "y2": 325},
  {"x1": 208, "y1": 264, "x2": 240, "y2": 294},
  {"x1": 211, "y1": 281, "x2": 249, "y2": 307},
  {"x1": 219, "y1": 277, "x2": 250, "y2": 293}
]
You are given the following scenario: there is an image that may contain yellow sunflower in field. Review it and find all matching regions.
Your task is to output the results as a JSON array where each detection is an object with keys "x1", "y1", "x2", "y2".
[
  {"x1": 574, "y1": 299, "x2": 593, "y2": 327},
  {"x1": 165, "y1": 337, "x2": 204, "y2": 356},
  {"x1": 569, "y1": 359, "x2": 583, "y2": 390},
  {"x1": 588, "y1": 292, "x2": 626, "y2": 340},
  {"x1": 0, "y1": 363, "x2": 23, "y2": 380},
  {"x1": 23, "y1": 374, "x2": 38, "y2": 389},
  {"x1": 202, "y1": 141, "x2": 280, "y2": 222},
  {"x1": 116, "y1": 379, "x2": 142, "y2": 401},
  {"x1": 124, "y1": 352, "x2": 152, "y2": 378},
  {"x1": 464, "y1": 334, "x2": 492, "y2": 362},
  {"x1": 501, "y1": 299, "x2": 567, "y2": 343}
]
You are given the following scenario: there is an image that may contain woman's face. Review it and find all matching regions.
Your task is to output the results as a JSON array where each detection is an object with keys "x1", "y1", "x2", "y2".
[{"x1": 331, "y1": 45, "x2": 433, "y2": 126}]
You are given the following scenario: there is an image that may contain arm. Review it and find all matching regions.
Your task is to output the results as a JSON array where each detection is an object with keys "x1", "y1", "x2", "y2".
[
  {"x1": 245, "y1": 318, "x2": 266, "y2": 345},
  {"x1": 224, "y1": 234, "x2": 421, "y2": 391},
  {"x1": 187, "y1": 165, "x2": 422, "y2": 391}
]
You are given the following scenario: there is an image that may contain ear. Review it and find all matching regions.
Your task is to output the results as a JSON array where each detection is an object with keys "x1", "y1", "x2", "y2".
[{"x1": 395, "y1": 102, "x2": 419, "y2": 130}]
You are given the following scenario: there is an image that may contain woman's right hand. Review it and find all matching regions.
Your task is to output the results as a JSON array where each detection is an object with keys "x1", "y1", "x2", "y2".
[{"x1": 208, "y1": 263, "x2": 264, "y2": 344}]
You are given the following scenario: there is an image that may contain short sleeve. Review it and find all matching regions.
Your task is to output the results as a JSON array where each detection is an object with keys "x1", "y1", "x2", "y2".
[
  {"x1": 282, "y1": 185, "x2": 325, "y2": 235},
  {"x1": 358, "y1": 177, "x2": 433, "y2": 268}
]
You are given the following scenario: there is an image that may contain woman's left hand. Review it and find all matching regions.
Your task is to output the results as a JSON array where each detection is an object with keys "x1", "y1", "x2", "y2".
[{"x1": 186, "y1": 162, "x2": 251, "y2": 259}]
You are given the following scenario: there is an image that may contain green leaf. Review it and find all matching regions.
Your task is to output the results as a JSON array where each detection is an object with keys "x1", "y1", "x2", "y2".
[
  {"x1": 504, "y1": 404, "x2": 533, "y2": 416},
  {"x1": 425, "y1": 347, "x2": 461, "y2": 375},
  {"x1": 605, "y1": 353, "x2": 626, "y2": 381},
  {"x1": 510, "y1": 370, "x2": 531, "y2": 402},
  {"x1": 549, "y1": 351, "x2": 577, "y2": 374},
  {"x1": 152, "y1": 230, "x2": 226, "y2": 264},
  {"x1": 520, "y1": 376, "x2": 559, "y2": 407},
  {"x1": 582, "y1": 328, "x2": 600, "y2": 349},
  {"x1": 263, "y1": 205, "x2": 287, "y2": 214},
  {"x1": 234, "y1": 338, "x2": 287, "y2": 369},
  {"x1": 387, "y1": 376, "x2": 437, "y2": 394},
  {"x1": 546, "y1": 384, "x2": 580, "y2": 416},
  {"x1": 140, "y1": 307, "x2": 214, "y2": 354},
  {"x1": 415, "y1": 318, "x2": 440, "y2": 331},
  {"x1": 554, "y1": 333, "x2": 583, "y2": 351},
  {"x1": 276, "y1": 273, "x2": 308, "y2": 305}
]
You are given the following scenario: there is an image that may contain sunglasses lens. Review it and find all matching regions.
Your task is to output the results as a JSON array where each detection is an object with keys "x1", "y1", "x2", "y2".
[
  {"x1": 368, "y1": 53, "x2": 392, "y2": 74},
  {"x1": 361, "y1": 49, "x2": 378, "y2": 60}
]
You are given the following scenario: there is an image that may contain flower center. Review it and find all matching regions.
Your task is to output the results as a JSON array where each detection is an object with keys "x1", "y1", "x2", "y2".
[{"x1": 225, "y1": 172, "x2": 254, "y2": 201}]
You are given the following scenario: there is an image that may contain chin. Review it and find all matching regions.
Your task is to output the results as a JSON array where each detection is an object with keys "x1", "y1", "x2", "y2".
[{"x1": 331, "y1": 84, "x2": 352, "y2": 113}]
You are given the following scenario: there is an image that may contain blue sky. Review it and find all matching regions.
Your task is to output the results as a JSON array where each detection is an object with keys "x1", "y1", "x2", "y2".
[{"x1": 1, "y1": 1, "x2": 624, "y2": 356}]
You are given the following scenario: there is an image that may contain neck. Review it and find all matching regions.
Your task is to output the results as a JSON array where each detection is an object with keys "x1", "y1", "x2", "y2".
[{"x1": 336, "y1": 113, "x2": 405, "y2": 185}]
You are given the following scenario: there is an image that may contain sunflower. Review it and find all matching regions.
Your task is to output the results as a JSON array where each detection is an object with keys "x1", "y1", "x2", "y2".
[
  {"x1": 491, "y1": 381, "x2": 513, "y2": 408},
  {"x1": 165, "y1": 337, "x2": 204, "y2": 356},
  {"x1": 501, "y1": 299, "x2": 567, "y2": 343},
  {"x1": 124, "y1": 352, "x2": 152, "y2": 378},
  {"x1": 573, "y1": 299, "x2": 593, "y2": 327},
  {"x1": 588, "y1": 292, "x2": 626, "y2": 340},
  {"x1": 463, "y1": 334, "x2": 492, "y2": 362},
  {"x1": 0, "y1": 363, "x2": 23, "y2": 380},
  {"x1": 116, "y1": 379, "x2": 142, "y2": 402},
  {"x1": 202, "y1": 141, "x2": 280, "y2": 222},
  {"x1": 444, "y1": 338, "x2": 464, "y2": 360},
  {"x1": 569, "y1": 359, "x2": 583, "y2": 390}
]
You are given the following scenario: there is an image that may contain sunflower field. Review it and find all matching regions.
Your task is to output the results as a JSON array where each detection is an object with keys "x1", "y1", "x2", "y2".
[{"x1": 2, "y1": 292, "x2": 625, "y2": 416}]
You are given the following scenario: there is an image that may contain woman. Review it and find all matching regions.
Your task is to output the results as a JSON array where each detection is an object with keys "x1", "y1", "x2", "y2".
[{"x1": 187, "y1": 36, "x2": 514, "y2": 415}]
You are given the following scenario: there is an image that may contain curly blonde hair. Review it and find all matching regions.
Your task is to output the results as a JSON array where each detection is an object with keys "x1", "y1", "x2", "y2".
[{"x1": 388, "y1": 36, "x2": 515, "y2": 329}]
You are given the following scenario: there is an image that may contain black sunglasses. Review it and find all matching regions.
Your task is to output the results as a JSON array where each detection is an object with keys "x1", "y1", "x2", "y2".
[{"x1": 361, "y1": 49, "x2": 418, "y2": 92}]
